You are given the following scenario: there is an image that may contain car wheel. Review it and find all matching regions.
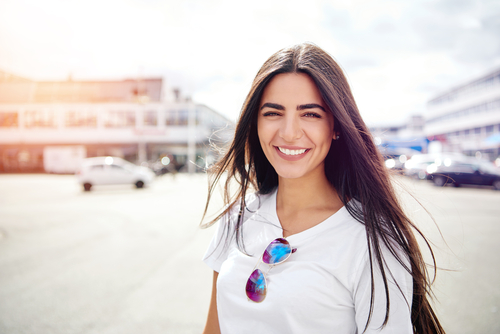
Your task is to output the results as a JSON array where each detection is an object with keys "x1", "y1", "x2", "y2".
[
  {"x1": 83, "y1": 183, "x2": 92, "y2": 191},
  {"x1": 135, "y1": 181, "x2": 145, "y2": 189},
  {"x1": 433, "y1": 176, "x2": 446, "y2": 187},
  {"x1": 493, "y1": 180, "x2": 500, "y2": 191}
]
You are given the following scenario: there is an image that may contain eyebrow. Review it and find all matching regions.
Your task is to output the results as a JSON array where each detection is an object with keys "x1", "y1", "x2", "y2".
[
  {"x1": 297, "y1": 103, "x2": 326, "y2": 112},
  {"x1": 260, "y1": 102, "x2": 326, "y2": 112},
  {"x1": 260, "y1": 102, "x2": 284, "y2": 111}
]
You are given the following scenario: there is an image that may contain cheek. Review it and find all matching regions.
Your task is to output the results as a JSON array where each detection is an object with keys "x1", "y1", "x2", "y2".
[
  {"x1": 257, "y1": 120, "x2": 273, "y2": 146},
  {"x1": 257, "y1": 123, "x2": 264, "y2": 146},
  {"x1": 306, "y1": 123, "x2": 334, "y2": 145}
]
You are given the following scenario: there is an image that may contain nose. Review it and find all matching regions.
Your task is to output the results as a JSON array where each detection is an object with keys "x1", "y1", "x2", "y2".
[{"x1": 279, "y1": 115, "x2": 302, "y2": 142}]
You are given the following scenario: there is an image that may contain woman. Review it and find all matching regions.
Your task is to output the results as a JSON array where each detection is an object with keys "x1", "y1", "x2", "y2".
[{"x1": 201, "y1": 43, "x2": 444, "y2": 334}]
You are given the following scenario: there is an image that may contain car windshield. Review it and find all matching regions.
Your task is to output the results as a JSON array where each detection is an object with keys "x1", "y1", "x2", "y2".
[
  {"x1": 90, "y1": 164, "x2": 105, "y2": 170},
  {"x1": 479, "y1": 162, "x2": 500, "y2": 174},
  {"x1": 110, "y1": 164, "x2": 126, "y2": 171},
  {"x1": 120, "y1": 162, "x2": 137, "y2": 172}
]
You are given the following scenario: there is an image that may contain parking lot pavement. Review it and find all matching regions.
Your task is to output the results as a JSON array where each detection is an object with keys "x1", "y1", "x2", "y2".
[
  {"x1": 0, "y1": 173, "x2": 499, "y2": 334},
  {"x1": 0, "y1": 173, "x2": 219, "y2": 334},
  {"x1": 394, "y1": 177, "x2": 500, "y2": 334}
]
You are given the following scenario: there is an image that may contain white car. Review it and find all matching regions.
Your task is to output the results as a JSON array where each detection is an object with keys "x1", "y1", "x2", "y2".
[{"x1": 77, "y1": 156, "x2": 155, "y2": 191}]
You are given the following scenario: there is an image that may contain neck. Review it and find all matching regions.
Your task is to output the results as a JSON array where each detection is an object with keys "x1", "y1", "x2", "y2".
[{"x1": 276, "y1": 168, "x2": 341, "y2": 213}]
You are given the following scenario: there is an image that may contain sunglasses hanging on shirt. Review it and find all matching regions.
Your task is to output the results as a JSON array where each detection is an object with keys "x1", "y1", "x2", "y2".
[{"x1": 245, "y1": 238, "x2": 297, "y2": 303}]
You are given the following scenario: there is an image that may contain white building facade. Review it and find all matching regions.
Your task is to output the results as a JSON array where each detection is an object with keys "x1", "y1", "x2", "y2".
[
  {"x1": 425, "y1": 68, "x2": 500, "y2": 159},
  {"x1": 369, "y1": 114, "x2": 427, "y2": 154},
  {"x1": 0, "y1": 72, "x2": 233, "y2": 172}
]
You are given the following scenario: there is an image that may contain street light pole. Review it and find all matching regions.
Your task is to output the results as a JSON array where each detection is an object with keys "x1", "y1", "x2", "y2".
[{"x1": 187, "y1": 104, "x2": 196, "y2": 174}]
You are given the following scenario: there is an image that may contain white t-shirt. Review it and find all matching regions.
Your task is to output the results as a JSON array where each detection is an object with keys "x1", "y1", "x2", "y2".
[{"x1": 203, "y1": 190, "x2": 413, "y2": 334}]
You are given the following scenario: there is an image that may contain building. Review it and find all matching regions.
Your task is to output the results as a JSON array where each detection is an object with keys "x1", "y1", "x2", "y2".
[
  {"x1": 369, "y1": 114, "x2": 427, "y2": 155},
  {"x1": 0, "y1": 70, "x2": 234, "y2": 173},
  {"x1": 425, "y1": 68, "x2": 500, "y2": 159}
]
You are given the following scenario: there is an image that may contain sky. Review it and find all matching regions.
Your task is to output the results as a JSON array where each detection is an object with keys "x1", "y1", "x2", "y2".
[{"x1": 0, "y1": 0, "x2": 499, "y2": 125}]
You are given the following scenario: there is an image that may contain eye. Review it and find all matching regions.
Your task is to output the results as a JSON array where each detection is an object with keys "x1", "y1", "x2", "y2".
[
  {"x1": 303, "y1": 112, "x2": 322, "y2": 118},
  {"x1": 262, "y1": 111, "x2": 281, "y2": 117}
]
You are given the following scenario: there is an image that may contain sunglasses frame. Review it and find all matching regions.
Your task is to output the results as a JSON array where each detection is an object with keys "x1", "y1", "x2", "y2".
[{"x1": 245, "y1": 237, "x2": 297, "y2": 303}]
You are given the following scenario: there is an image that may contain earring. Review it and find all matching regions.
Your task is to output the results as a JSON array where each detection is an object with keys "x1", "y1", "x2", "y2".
[{"x1": 333, "y1": 133, "x2": 340, "y2": 140}]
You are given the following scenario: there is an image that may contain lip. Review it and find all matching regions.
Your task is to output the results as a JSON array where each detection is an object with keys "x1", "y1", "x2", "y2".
[
  {"x1": 274, "y1": 146, "x2": 310, "y2": 161},
  {"x1": 276, "y1": 145, "x2": 308, "y2": 150}
]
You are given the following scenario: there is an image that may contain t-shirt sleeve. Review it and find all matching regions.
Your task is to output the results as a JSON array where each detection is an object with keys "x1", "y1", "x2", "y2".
[
  {"x1": 202, "y1": 193, "x2": 259, "y2": 273},
  {"x1": 202, "y1": 212, "x2": 233, "y2": 273},
  {"x1": 353, "y1": 246, "x2": 414, "y2": 334}
]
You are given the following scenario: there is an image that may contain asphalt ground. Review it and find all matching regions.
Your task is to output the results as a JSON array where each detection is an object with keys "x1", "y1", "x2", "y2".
[{"x1": 0, "y1": 173, "x2": 499, "y2": 333}]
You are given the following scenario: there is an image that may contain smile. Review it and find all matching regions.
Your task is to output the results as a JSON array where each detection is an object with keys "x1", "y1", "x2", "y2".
[{"x1": 277, "y1": 147, "x2": 308, "y2": 156}]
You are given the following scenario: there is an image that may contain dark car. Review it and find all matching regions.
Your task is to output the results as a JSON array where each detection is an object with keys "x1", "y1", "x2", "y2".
[
  {"x1": 427, "y1": 160, "x2": 500, "y2": 190},
  {"x1": 404, "y1": 152, "x2": 466, "y2": 180}
]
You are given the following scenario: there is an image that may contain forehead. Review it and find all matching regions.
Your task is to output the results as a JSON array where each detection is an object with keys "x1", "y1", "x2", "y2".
[{"x1": 260, "y1": 72, "x2": 324, "y2": 106}]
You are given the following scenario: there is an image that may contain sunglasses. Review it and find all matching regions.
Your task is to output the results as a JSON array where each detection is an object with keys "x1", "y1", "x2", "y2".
[{"x1": 245, "y1": 238, "x2": 297, "y2": 303}]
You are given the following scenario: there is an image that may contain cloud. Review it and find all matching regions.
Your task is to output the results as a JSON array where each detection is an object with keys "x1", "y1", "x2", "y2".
[{"x1": 0, "y1": 0, "x2": 498, "y2": 125}]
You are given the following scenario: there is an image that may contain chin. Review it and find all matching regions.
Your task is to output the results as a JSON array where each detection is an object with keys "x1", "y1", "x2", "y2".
[
  {"x1": 271, "y1": 161, "x2": 326, "y2": 181},
  {"x1": 274, "y1": 168, "x2": 309, "y2": 180}
]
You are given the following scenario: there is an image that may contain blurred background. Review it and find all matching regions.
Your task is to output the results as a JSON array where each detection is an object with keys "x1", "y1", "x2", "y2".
[{"x1": 0, "y1": 0, "x2": 499, "y2": 333}]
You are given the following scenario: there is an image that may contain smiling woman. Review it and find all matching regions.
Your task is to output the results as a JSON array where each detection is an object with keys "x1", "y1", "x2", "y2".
[
  {"x1": 257, "y1": 72, "x2": 335, "y2": 180},
  {"x1": 200, "y1": 43, "x2": 445, "y2": 334}
]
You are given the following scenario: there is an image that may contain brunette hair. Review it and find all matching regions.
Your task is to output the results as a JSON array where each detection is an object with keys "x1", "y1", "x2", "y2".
[{"x1": 202, "y1": 42, "x2": 444, "y2": 333}]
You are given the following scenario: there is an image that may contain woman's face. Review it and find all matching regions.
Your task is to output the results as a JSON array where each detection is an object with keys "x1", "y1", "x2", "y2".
[{"x1": 257, "y1": 72, "x2": 335, "y2": 180}]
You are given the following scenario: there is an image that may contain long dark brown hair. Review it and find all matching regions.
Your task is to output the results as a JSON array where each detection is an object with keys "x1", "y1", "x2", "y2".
[{"x1": 202, "y1": 42, "x2": 444, "y2": 333}]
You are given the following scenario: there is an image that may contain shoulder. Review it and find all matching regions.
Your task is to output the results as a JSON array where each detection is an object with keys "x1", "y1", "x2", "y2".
[
  {"x1": 331, "y1": 199, "x2": 411, "y2": 279},
  {"x1": 330, "y1": 199, "x2": 369, "y2": 251},
  {"x1": 226, "y1": 189, "x2": 275, "y2": 223}
]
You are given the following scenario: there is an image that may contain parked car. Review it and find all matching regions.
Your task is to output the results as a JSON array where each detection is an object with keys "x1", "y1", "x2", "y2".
[
  {"x1": 404, "y1": 153, "x2": 466, "y2": 180},
  {"x1": 76, "y1": 156, "x2": 155, "y2": 191},
  {"x1": 381, "y1": 147, "x2": 421, "y2": 170},
  {"x1": 427, "y1": 159, "x2": 500, "y2": 190}
]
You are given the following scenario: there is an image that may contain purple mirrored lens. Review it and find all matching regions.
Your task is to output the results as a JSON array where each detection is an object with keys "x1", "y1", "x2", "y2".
[
  {"x1": 262, "y1": 238, "x2": 291, "y2": 264},
  {"x1": 246, "y1": 269, "x2": 266, "y2": 302}
]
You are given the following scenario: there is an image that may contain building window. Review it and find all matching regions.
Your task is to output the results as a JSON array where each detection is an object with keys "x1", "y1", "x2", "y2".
[
  {"x1": 165, "y1": 109, "x2": 194, "y2": 126},
  {"x1": 428, "y1": 98, "x2": 500, "y2": 124},
  {"x1": 178, "y1": 109, "x2": 188, "y2": 125},
  {"x1": 474, "y1": 127, "x2": 481, "y2": 134},
  {"x1": 429, "y1": 73, "x2": 500, "y2": 106},
  {"x1": 195, "y1": 108, "x2": 201, "y2": 125},
  {"x1": 104, "y1": 111, "x2": 135, "y2": 128},
  {"x1": 24, "y1": 110, "x2": 57, "y2": 128},
  {"x1": 65, "y1": 110, "x2": 97, "y2": 127},
  {"x1": 166, "y1": 110, "x2": 177, "y2": 125},
  {"x1": 144, "y1": 110, "x2": 157, "y2": 126},
  {"x1": 0, "y1": 112, "x2": 18, "y2": 127}
]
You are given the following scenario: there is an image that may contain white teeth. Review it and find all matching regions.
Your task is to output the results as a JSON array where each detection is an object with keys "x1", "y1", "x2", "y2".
[{"x1": 278, "y1": 147, "x2": 307, "y2": 156}]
